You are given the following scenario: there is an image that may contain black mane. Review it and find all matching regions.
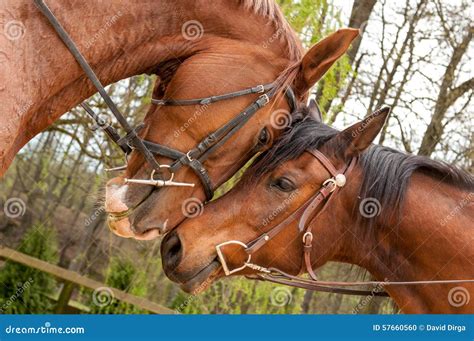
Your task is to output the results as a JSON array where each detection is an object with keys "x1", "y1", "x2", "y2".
[{"x1": 251, "y1": 108, "x2": 474, "y2": 227}]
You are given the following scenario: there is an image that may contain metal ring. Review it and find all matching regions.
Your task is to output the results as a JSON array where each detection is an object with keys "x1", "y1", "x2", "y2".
[
  {"x1": 151, "y1": 168, "x2": 174, "y2": 183},
  {"x1": 215, "y1": 240, "x2": 252, "y2": 276},
  {"x1": 303, "y1": 231, "x2": 313, "y2": 244}
]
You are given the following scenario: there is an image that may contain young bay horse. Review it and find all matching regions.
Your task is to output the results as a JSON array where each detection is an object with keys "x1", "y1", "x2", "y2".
[
  {"x1": 161, "y1": 106, "x2": 474, "y2": 313},
  {"x1": 0, "y1": 0, "x2": 358, "y2": 239}
]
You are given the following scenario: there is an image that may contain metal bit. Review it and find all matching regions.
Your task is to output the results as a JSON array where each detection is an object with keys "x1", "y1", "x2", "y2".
[
  {"x1": 124, "y1": 177, "x2": 195, "y2": 187},
  {"x1": 105, "y1": 165, "x2": 127, "y2": 172}
]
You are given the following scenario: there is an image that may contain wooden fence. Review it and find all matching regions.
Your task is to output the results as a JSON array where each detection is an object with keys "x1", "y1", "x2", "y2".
[{"x1": 0, "y1": 245, "x2": 175, "y2": 314}]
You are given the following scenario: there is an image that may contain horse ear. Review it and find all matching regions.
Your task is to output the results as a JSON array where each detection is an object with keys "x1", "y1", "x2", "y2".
[
  {"x1": 333, "y1": 107, "x2": 391, "y2": 158},
  {"x1": 294, "y1": 28, "x2": 359, "y2": 95},
  {"x1": 308, "y1": 99, "x2": 322, "y2": 122}
]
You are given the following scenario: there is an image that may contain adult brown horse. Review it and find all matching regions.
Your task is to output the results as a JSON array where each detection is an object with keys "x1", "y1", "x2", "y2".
[
  {"x1": 161, "y1": 106, "x2": 474, "y2": 313},
  {"x1": 0, "y1": 0, "x2": 358, "y2": 240}
]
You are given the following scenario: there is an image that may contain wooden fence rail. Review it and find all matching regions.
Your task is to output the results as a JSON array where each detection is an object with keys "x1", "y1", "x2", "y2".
[{"x1": 0, "y1": 245, "x2": 176, "y2": 314}]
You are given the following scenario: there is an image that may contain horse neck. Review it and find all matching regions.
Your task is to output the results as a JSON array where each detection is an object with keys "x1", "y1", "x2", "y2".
[
  {"x1": 0, "y1": 0, "x2": 293, "y2": 175},
  {"x1": 334, "y1": 171, "x2": 473, "y2": 313}
]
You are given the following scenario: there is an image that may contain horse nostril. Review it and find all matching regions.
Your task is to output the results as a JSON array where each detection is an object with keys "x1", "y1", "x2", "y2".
[{"x1": 161, "y1": 231, "x2": 183, "y2": 272}]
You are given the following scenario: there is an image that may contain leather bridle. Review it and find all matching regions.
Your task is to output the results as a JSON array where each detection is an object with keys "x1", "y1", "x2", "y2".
[
  {"x1": 35, "y1": 0, "x2": 297, "y2": 202},
  {"x1": 215, "y1": 149, "x2": 474, "y2": 296}
]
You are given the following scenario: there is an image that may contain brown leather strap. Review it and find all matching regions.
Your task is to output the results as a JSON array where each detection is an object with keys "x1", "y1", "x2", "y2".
[
  {"x1": 306, "y1": 149, "x2": 338, "y2": 176},
  {"x1": 299, "y1": 157, "x2": 358, "y2": 279},
  {"x1": 252, "y1": 275, "x2": 389, "y2": 297},
  {"x1": 245, "y1": 199, "x2": 312, "y2": 254},
  {"x1": 246, "y1": 151, "x2": 344, "y2": 252},
  {"x1": 298, "y1": 184, "x2": 335, "y2": 232}
]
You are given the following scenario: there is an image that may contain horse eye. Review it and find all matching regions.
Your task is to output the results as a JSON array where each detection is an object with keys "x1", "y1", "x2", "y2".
[
  {"x1": 271, "y1": 177, "x2": 296, "y2": 192},
  {"x1": 258, "y1": 128, "x2": 270, "y2": 144}
]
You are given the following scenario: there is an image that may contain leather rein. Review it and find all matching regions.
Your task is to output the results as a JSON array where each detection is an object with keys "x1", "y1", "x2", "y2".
[
  {"x1": 35, "y1": 0, "x2": 297, "y2": 202},
  {"x1": 215, "y1": 150, "x2": 474, "y2": 297}
]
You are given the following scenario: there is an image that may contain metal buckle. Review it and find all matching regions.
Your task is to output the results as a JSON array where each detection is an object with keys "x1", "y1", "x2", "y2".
[
  {"x1": 322, "y1": 178, "x2": 337, "y2": 193},
  {"x1": 186, "y1": 151, "x2": 194, "y2": 162},
  {"x1": 259, "y1": 94, "x2": 270, "y2": 106},
  {"x1": 302, "y1": 231, "x2": 313, "y2": 245},
  {"x1": 255, "y1": 84, "x2": 265, "y2": 93},
  {"x1": 215, "y1": 240, "x2": 270, "y2": 276}
]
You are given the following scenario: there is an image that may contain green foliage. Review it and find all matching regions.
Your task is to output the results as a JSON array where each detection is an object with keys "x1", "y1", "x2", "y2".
[
  {"x1": 88, "y1": 257, "x2": 148, "y2": 314},
  {"x1": 0, "y1": 223, "x2": 58, "y2": 313},
  {"x1": 281, "y1": 0, "x2": 354, "y2": 119},
  {"x1": 171, "y1": 278, "x2": 304, "y2": 314}
]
